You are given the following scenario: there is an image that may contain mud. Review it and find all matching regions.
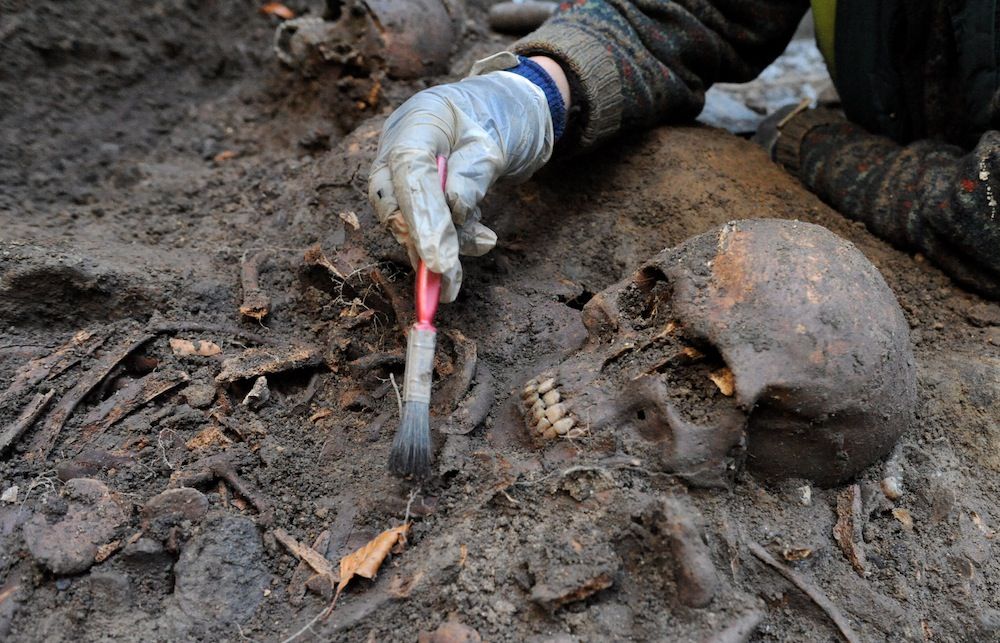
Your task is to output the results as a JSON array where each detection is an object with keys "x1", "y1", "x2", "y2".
[{"x1": 1, "y1": 2, "x2": 999, "y2": 642}]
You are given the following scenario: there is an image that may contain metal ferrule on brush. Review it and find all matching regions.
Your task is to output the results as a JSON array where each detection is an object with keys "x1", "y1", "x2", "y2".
[{"x1": 402, "y1": 326, "x2": 436, "y2": 404}]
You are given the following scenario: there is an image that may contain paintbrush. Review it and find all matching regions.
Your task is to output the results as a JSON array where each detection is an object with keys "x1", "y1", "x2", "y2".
[{"x1": 388, "y1": 156, "x2": 445, "y2": 479}]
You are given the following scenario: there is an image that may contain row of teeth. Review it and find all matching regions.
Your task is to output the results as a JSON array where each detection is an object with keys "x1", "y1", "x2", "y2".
[{"x1": 520, "y1": 377, "x2": 584, "y2": 440}]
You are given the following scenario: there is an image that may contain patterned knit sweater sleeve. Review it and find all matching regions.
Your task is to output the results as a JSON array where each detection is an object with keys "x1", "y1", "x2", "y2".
[
  {"x1": 778, "y1": 109, "x2": 1000, "y2": 298},
  {"x1": 511, "y1": 0, "x2": 809, "y2": 150}
]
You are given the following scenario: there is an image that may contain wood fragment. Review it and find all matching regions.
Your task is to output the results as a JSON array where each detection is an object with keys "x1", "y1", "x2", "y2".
[
  {"x1": 347, "y1": 351, "x2": 404, "y2": 374},
  {"x1": 833, "y1": 484, "x2": 868, "y2": 577},
  {"x1": 29, "y1": 332, "x2": 156, "y2": 460},
  {"x1": 293, "y1": 372, "x2": 322, "y2": 413},
  {"x1": 216, "y1": 345, "x2": 322, "y2": 383},
  {"x1": 441, "y1": 362, "x2": 494, "y2": 435},
  {"x1": 0, "y1": 390, "x2": 55, "y2": 455},
  {"x1": 302, "y1": 244, "x2": 346, "y2": 280},
  {"x1": 147, "y1": 320, "x2": 277, "y2": 346},
  {"x1": 288, "y1": 530, "x2": 332, "y2": 605},
  {"x1": 78, "y1": 370, "x2": 189, "y2": 447},
  {"x1": 275, "y1": 528, "x2": 337, "y2": 583},
  {"x1": 239, "y1": 251, "x2": 271, "y2": 321},
  {"x1": 0, "y1": 330, "x2": 104, "y2": 409},
  {"x1": 94, "y1": 539, "x2": 121, "y2": 563},
  {"x1": 434, "y1": 331, "x2": 477, "y2": 414},
  {"x1": 745, "y1": 538, "x2": 861, "y2": 643},
  {"x1": 170, "y1": 454, "x2": 272, "y2": 525}
]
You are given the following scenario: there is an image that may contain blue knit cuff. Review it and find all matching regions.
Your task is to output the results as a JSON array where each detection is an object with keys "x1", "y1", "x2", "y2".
[{"x1": 506, "y1": 56, "x2": 567, "y2": 141}]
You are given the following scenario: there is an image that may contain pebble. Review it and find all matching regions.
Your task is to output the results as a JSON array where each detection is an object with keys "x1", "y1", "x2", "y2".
[{"x1": 183, "y1": 383, "x2": 216, "y2": 409}]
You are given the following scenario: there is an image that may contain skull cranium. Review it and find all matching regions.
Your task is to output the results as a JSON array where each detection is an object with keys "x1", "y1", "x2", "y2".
[{"x1": 517, "y1": 219, "x2": 916, "y2": 487}]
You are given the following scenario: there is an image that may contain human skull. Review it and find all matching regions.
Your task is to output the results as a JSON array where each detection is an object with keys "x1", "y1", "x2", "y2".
[{"x1": 517, "y1": 219, "x2": 916, "y2": 487}]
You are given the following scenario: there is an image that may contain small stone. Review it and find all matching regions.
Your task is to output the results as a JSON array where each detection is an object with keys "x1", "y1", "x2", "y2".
[
  {"x1": 1, "y1": 486, "x2": 17, "y2": 504},
  {"x1": 55, "y1": 578, "x2": 71, "y2": 591},
  {"x1": 797, "y1": 484, "x2": 812, "y2": 506},
  {"x1": 183, "y1": 383, "x2": 216, "y2": 409}
]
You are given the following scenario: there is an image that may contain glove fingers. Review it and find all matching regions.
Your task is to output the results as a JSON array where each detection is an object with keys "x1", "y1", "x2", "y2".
[
  {"x1": 388, "y1": 146, "x2": 459, "y2": 276},
  {"x1": 368, "y1": 161, "x2": 399, "y2": 226},
  {"x1": 457, "y1": 218, "x2": 498, "y2": 257},
  {"x1": 438, "y1": 261, "x2": 463, "y2": 304},
  {"x1": 444, "y1": 139, "x2": 502, "y2": 227}
]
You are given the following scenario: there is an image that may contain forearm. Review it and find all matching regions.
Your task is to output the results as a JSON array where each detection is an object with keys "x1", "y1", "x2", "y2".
[
  {"x1": 513, "y1": 0, "x2": 808, "y2": 150},
  {"x1": 528, "y1": 56, "x2": 571, "y2": 109},
  {"x1": 781, "y1": 110, "x2": 1000, "y2": 298}
]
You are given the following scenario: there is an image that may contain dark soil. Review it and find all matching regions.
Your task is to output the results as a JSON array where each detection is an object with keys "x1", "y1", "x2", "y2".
[{"x1": 2, "y1": 2, "x2": 999, "y2": 641}]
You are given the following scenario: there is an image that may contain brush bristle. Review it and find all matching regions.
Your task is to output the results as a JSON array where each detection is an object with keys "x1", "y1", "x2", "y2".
[{"x1": 388, "y1": 400, "x2": 432, "y2": 479}]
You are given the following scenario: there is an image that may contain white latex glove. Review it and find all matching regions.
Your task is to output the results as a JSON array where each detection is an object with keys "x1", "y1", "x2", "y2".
[{"x1": 368, "y1": 53, "x2": 554, "y2": 302}]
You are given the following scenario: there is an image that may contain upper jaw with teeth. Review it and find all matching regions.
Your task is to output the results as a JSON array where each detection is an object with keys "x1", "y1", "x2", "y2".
[{"x1": 520, "y1": 376, "x2": 583, "y2": 441}]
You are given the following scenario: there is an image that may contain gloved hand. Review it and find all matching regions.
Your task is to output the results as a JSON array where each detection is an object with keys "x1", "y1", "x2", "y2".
[{"x1": 368, "y1": 53, "x2": 555, "y2": 302}]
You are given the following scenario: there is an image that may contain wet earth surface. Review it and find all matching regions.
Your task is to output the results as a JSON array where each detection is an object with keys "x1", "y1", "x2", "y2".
[{"x1": 1, "y1": 2, "x2": 999, "y2": 641}]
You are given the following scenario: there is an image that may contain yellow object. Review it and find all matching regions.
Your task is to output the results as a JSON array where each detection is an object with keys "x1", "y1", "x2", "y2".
[{"x1": 811, "y1": 0, "x2": 837, "y2": 74}]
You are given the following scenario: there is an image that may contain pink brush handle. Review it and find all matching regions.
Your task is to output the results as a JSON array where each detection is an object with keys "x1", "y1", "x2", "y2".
[{"x1": 414, "y1": 156, "x2": 446, "y2": 329}]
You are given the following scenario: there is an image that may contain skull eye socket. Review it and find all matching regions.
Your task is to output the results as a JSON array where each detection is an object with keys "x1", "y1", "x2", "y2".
[{"x1": 636, "y1": 409, "x2": 647, "y2": 421}]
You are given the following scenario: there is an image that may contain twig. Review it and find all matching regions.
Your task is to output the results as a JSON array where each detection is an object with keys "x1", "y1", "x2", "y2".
[
  {"x1": 146, "y1": 320, "x2": 278, "y2": 346},
  {"x1": 388, "y1": 373, "x2": 402, "y2": 418},
  {"x1": 0, "y1": 330, "x2": 104, "y2": 408},
  {"x1": 0, "y1": 390, "x2": 55, "y2": 455},
  {"x1": 157, "y1": 428, "x2": 176, "y2": 470},
  {"x1": 403, "y1": 486, "x2": 419, "y2": 525},
  {"x1": 274, "y1": 528, "x2": 337, "y2": 581},
  {"x1": 281, "y1": 606, "x2": 329, "y2": 643},
  {"x1": 77, "y1": 370, "x2": 189, "y2": 450},
  {"x1": 744, "y1": 538, "x2": 861, "y2": 643}
]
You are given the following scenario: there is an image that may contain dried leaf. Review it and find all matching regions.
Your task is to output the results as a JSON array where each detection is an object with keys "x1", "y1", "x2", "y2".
[
  {"x1": 259, "y1": 2, "x2": 294, "y2": 19},
  {"x1": 337, "y1": 524, "x2": 410, "y2": 594},
  {"x1": 169, "y1": 338, "x2": 222, "y2": 357},
  {"x1": 338, "y1": 211, "x2": 360, "y2": 230},
  {"x1": 708, "y1": 367, "x2": 735, "y2": 396}
]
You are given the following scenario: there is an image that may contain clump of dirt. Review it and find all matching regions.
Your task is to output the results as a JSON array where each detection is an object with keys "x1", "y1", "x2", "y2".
[{"x1": 2, "y1": 2, "x2": 999, "y2": 642}]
